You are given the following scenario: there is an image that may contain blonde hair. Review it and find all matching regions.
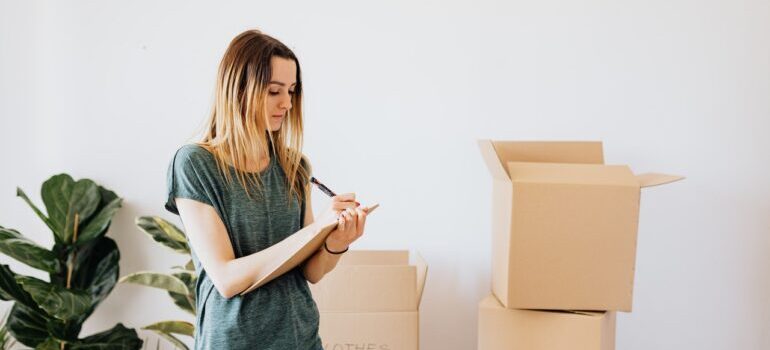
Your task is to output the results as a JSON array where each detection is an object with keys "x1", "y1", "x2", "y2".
[{"x1": 198, "y1": 29, "x2": 310, "y2": 203}]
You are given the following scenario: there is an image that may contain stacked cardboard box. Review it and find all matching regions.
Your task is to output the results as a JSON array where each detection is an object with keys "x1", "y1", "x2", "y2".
[
  {"x1": 309, "y1": 250, "x2": 428, "y2": 350},
  {"x1": 479, "y1": 295, "x2": 616, "y2": 350},
  {"x1": 477, "y1": 140, "x2": 682, "y2": 350}
]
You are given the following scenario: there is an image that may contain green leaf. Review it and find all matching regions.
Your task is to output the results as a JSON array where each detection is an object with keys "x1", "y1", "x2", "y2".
[
  {"x1": 7, "y1": 303, "x2": 48, "y2": 348},
  {"x1": 45, "y1": 316, "x2": 79, "y2": 344},
  {"x1": 118, "y1": 272, "x2": 189, "y2": 295},
  {"x1": 167, "y1": 271, "x2": 196, "y2": 315},
  {"x1": 36, "y1": 337, "x2": 61, "y2": 350},
  {"x1": 135, "y1": 217, "x2": 189, "y2": 254},
  {"x1": 154, "y1": 219, "x2": 187, "y2": 244},
  {"x1": 171, "y1": 271, "x2": 196, "y2": 293},
  {"x1": 47, "y1": 241, "x2": 71, "y2": 287},
  {"x1": 66, "y1": 323, "x2": 142, "y2": 350},
  {"x1": 0, "y1": 227, "x2": 61, "y2": 273},
  {"x1": 41, "y1": 174, "x2": 101, "y2": 243},
  {"x1": 149, "y1": 331, "x2": 188, "y2": 350},
  {"x1": 15, "y1": 276, "x2": 91, "y2": 322},
  {"x1": 143, "y1": 321, "x2": 194, "y2": 337},
  {"x1": 15, "y1": 188, "x2": 58, "y2": 239},
  {"x1": 0, "y1": 265, "x2": 37, "y2": 309},
  {"x1": 0, "y1": 326, "x2": 7, "y2": 349},
  {"x1": 48, "y1": 239, "x2": 120, "y2": 331},
  {"x1": 167, "y1": 291, "x2": 195, "y2": 316},
  {"x1": 77, "y1": 197, "x2": 122, "y2": 245},
  {"x1": 167, "y1": 272, "x2": 195, "y2": 315},
  {"x1": 72, "y1": 237, "x2": 120, "y2": 310},
  {"x1": 184, "y1": 259, "x2": 194, "y2": 271}
]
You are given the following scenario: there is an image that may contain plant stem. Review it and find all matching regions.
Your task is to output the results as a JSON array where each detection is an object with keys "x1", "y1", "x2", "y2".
[
  {"x1": 62, "y1": 213, "x2": 79, "y2": 350},
  {"x1": 66, "y1": 213, "x2": 79, "y2": 289}
]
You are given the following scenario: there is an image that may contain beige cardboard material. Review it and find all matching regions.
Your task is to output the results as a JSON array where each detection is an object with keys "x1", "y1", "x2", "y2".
[
  {"x1": 239, "y1": 204, "x2": 379, "y2": 296},
  {"x1": 478, "y1": 140, "x2": 683, "y2": 311},
  {"x1": 489, "y1": 141, "x2": 605, "y2": 165},
  {"x1": 319, "y1": 311, "x2": 418, "y2": 350},
  {"x1": 310, "y1": 250, "x2": 427, "y2": 312},
  {"x1": 310, "y1": 250, "x2": 427, "y2": 350},
  {"x1": 478, "y1": 295, "x2": 616, "y2": 350}
]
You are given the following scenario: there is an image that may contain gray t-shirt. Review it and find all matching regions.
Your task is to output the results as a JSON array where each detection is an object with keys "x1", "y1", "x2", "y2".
[{"x1": 165, "y1": 144, "x2": 321, "y2": 350}]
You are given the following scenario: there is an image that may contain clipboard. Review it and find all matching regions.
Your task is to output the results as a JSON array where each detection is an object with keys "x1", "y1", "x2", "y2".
[{"x1": 239, "y1": 203, "x2": 379, "y2": 295}]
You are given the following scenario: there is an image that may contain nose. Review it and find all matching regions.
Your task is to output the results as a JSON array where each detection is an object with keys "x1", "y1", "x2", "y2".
[{"x1": 279, "y1": 93, "x2": 292, "y2": 111}]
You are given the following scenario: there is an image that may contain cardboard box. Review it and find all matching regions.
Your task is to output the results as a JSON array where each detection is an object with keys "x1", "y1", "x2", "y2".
[
  {"x1": 478, "y1": 295, "x2": 616, "y2": 350},
  {"x1": 318, "y1": 312, "x2": 418, "y2": 350},
  {"x1": 478, "y1": 140, "x2": 683, "y2": 311},
  {"x1": 310, "y1": 250, "x2": 427, "y2": 350}
]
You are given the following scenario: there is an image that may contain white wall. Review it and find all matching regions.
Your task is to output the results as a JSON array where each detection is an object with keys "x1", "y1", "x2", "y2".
[{"x1": 1, "y1": 0, "x2": 768, "y2": 349}]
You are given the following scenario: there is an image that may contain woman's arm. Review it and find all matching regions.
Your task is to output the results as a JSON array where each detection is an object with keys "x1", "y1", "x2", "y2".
[
  {"x1": 175, "y1": 197, "x2": 328, "y2": 299},
  {"x1": 176, "y1": 198, "x2": 254, "y2": 298},
  {"x1": 302, "y1": 191, "x2": 367, "y2": 284},
  {"x1": 176, "y1": 192, "x2": 363, "y2": 298}
]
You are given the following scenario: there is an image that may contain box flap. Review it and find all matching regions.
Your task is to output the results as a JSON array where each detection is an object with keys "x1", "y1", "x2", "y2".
[
  {"x1": 310, "y1": 250, "x2": 425, "y2": 312},
  {"x1": 636, "y1": 173, "x2": 685, "y2": 188},
  {"x1": 507, "y1": 162, "x2": 639, "y2": 187},
  {"x1": 492, "y1": 141, "x2": 604, "y2": 165},
  {"x1": 338, "y1": 250, "x2": 409, "y2": 265},
  {"x1": 481, "y1": 296, "x2": 607, "y2": 317},
  {"x1": 411, "y1": 252, "x2": 428, "y2": 307},
  {"x1": 566, "y1": 310, "x2": 606, "y2": 317},
  {"x1": 479, "y1": 294, "x2": 499, "y2": 309},
  {"x1": 312, "y1": 264, "x2": 417, "y2": 311},
  {"x1": 478, "y1": 139, "x2": 510, "y2": 180}
]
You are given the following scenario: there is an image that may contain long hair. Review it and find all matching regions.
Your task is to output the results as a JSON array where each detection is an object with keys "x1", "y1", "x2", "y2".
[{"x1": 198, "y1": 29, "x2": 310, "y2": 203}]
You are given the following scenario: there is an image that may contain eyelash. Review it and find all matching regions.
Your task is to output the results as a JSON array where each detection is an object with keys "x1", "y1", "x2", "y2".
[{"x1": 269, "y1": 91, "x2": 295, "y2": 96}]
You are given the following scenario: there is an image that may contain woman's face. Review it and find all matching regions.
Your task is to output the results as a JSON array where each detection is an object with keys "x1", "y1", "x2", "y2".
[{"x1": 266, "y1": 56, "x2": 297, "y2": 131}]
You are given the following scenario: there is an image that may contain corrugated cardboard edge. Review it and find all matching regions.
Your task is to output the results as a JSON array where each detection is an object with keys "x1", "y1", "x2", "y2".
[
  {"x1": 565, "y1": 310, "x2": 607, "y2": 317},
  {"x1": 636, "y1": 173, "x2": 685, "y2": 188},
  {"x1": 412, "y1": 252, "x2": 428, "y2": 308},
  {"x1": 480, "y1": 296, "x2": 607, "y2": 317},
  {"x1": 311, "y1": 250, "x2": 426, "y2": 312},
  {"x1": 489, "y1": 140, "x2": 605, "y2": 165},
  {"x1": 516, "y1": 309, "x2": 608, "y2": 317},
  {"x1": 478, "y1": 139, "x2": 510, "y2": 180}
]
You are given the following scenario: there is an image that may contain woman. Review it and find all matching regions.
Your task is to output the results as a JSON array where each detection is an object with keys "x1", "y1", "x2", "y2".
[{"x1": 164, "y1": 29, "x2": 368, "y2": 350}]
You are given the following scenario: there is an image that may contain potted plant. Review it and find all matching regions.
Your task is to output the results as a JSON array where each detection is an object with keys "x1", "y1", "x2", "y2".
[
  {"x1": 119, "y1": 216, "x2": 194, "y2": 349},
  {"x1": 0, "y1": 174, "x2": 143, "y2": 349}
]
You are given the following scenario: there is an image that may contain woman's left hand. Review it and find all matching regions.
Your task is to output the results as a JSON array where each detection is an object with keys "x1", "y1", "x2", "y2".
[{"x1": 325, "y1": 206, "x2": 368, "y2": 253}]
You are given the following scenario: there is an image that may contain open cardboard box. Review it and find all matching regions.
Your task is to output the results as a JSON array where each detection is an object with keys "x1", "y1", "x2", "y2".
[
  {"x1": 310, "y1": 250, "x2": 427, "y2": 350},
  {"x1": 478, "y1": 294, "x2": 616, "y2": 350},
  {"x1": 478, "y1": 140, "x2": 683, "y2": 311}
]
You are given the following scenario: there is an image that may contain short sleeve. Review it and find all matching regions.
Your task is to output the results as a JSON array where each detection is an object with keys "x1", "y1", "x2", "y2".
[
  {"x1": 298, "y1": 155, "x2": 312, "y2": 227},
  {"x1": 165, "y1": 145, "x2": 218, "y2": 215}
]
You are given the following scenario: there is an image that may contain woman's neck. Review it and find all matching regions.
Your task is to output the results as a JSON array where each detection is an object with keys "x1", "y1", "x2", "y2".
[
  {"x1": 241, "y1": 156, "x2": 270, "y2": 172},
  {"x1": 202, "y1": 144, "x2": 271, "y2": 173}
]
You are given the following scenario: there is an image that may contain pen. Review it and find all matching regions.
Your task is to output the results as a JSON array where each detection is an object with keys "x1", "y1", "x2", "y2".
[{"x1": 310, "y1": 177, "x2": 360, "y2": 207}]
